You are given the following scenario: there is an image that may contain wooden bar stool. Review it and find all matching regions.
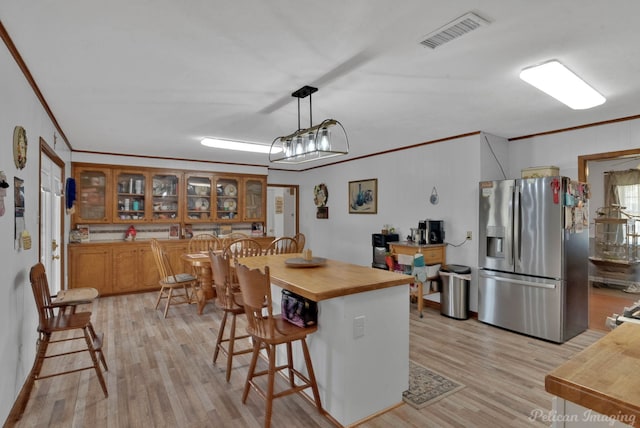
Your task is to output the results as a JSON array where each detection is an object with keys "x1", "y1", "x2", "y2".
[
  {"x1": 235, "y1": 261, "x2": 322, "y2": 428},
  {"x1": 209, "y1": 251, "x2": 253, "y2": 381}
]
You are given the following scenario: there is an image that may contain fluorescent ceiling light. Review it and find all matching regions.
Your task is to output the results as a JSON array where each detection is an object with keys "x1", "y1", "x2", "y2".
[
  {"x1": 519, "y1": 60, "x2": 606, "y2": 110},
  {"x1": 200, "y1": 137, "x2": 280, "y2": 154}
]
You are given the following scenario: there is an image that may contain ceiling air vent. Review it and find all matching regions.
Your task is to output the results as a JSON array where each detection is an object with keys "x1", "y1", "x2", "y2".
[{"x1": 419, "y1": 12, "x2": 490, "y2": 49}]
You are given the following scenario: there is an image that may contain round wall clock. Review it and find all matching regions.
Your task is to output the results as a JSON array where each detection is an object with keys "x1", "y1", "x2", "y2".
[
  {"x1": 314, "y1": 183, "x2": 328, "y2": 207},
  {"x1": 13, "y1": 126, "x2": 27, "y2": 170}
]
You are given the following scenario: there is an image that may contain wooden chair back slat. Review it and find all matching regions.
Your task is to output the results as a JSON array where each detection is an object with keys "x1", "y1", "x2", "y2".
[
  {"x1": 223, "y1": 238, "x2": 263, "y2": 259},
  {"x1": 188, "y1": 233, "x2": 221, "y2": 253},
  {"x1": 234, "y1": 262, "x2": 273, "y2": 339},
  {"x1": 293, "y1": 233, "x2": 306, "y2": 251},
  {"x1": 265, "y1": 237, "x2": 298, "y2": 255}
]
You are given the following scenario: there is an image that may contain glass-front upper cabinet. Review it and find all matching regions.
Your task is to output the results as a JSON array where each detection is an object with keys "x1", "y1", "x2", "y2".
[
  {"x1": 214, "y1": 175, "x2": 239, "y2": 222},
  {"x1": 74, "y1": 166, "x2": 112, "y2": 224},
  {"x1": 151, "y1": 172, "x2": 180, "y2": 222},
  {"x1": 185, "y1": 173, "x2": 213, "y2": 222},
  {"x1": 243, "y1": 176, "x2": 266, "y2": 222},
  {"x1": 114, "y1": 170, "x2": 146, "y2": 223}
]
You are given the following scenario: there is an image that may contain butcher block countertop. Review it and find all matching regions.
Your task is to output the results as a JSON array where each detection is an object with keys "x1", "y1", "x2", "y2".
[
  {"x1": 237, "y1": 253, "x2": 414, "y2": 302},
  {"x1": 545, "y1": 322, "x2": 640, "y2": 425}
]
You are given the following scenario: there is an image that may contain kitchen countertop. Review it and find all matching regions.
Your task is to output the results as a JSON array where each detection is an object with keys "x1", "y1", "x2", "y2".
[
  {"x1": 236, "y1": 253, "x2": 414, "y2": 301},
  {"x1": 545, "y1": 322, "x2": 640, "y2": 426}
]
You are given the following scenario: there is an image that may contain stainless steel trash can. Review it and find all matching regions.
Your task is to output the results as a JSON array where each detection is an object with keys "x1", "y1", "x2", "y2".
[{"x1": 439, "y1": 264, "x2": 471, "y2": 320}]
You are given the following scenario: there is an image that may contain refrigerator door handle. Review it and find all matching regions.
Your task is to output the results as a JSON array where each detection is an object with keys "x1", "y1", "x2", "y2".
[
  {"x1": 488, "y1": 274, "x2": 557, "y2": 289},
  {"x1": 513, "y1": 184, "x2": 521, "y2": 268}
]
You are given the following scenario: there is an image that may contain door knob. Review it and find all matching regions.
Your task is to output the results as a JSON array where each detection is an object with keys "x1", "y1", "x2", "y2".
[
  {"x1": 51, "y1": 240, "x2": 59, "y2": 251},
  {"x1": 52, "y1": 254, "x2": 60, "y2": 260}
]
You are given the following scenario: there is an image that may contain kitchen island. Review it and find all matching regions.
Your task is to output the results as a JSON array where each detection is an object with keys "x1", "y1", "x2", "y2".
[
  {"x1": 545, "y1": 322, "x2": 640, "y2": 427},
  {"x1": 237, "y1": 253, "x2": 414, "y2": 427}
]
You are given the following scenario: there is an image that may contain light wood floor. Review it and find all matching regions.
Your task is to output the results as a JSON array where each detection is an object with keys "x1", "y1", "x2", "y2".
[{"x1": 10, "y1": 291, "x2": 606, "y2": 428}]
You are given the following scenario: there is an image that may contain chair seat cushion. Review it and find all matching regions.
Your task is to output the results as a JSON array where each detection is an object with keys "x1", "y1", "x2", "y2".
[{"x1": 162, "y1": 273, "x2": 196, "y2": 284}]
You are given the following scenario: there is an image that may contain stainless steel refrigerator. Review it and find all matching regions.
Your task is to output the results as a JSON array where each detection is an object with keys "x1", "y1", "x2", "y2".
[{"x1": 478, "y1": 177, "x2": 589, "y2": 343}]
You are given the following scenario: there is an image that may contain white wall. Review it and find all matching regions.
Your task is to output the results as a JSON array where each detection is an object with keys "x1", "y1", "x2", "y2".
[
  {"x1": 0, "y1": 43, "x2": 72, "y2": 421},
  {"x1": 271, "y1": 134, "x2": 482, "y2": 308}
]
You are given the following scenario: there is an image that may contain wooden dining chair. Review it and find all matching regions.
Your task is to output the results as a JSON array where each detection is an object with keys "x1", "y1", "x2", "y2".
[
  {"x1": 8, "y1": 263, "x2": 109, "y2": 422},
  {"x1": 151, "y1": 238, "x2": 198, "y2": 318},
  {"x1": 209, "y1": 251, "x2": 253, "y2": 381},
  {"x1": 265, "y1": 237, "x2": 298, "y2": 255},
  {"x1": 222, "y1": 237, "x2": 263, "y2": 259},
  {"x1": 234, "y1": 261, "x2": 322, "y2": 428},
  {"x1": 188, "y1": 233, "x2": 221, "y2": 253},
  {"x1": 293, "y1": 233, "x2": 306, "y2": 251},
  {"x1": 221, "y1": 232, "x2": 249, "y2": 249}
]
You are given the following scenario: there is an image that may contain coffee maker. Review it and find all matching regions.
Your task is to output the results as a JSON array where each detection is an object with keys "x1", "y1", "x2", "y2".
[{"x1": 418, "y1": 221, "x2": 428, "y2": 245}]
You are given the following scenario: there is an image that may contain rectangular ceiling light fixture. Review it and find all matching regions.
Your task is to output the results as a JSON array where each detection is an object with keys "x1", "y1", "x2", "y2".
[
  {"x1": 201, "y1": 137, "x2": 280, "y2": 154},
  {"x1": 519, "y1": 60, "x2": 606, "y2": 110},
  {"x1": 419, "y1": 12, "x2": 490, "y2": 49}
]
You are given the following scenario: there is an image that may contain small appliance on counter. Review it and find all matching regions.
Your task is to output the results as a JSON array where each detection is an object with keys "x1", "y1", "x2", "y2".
[
  {"x1": 427, "y1": 220, "x2": 444, "y2": 244},
  {"x1": 372, "y1": 233, "x2": 399, "y2": 269},
  {"x1": 418, "y1": 221, "x2": 428, "y2": 245}
]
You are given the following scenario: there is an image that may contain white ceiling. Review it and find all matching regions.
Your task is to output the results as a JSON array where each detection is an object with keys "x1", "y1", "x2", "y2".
[{"x1": 2, "y1": 1, "x2": 640, "y2": 170}]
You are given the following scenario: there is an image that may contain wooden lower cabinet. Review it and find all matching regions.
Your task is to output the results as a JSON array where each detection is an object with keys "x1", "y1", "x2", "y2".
[
  {"x1": 388, "y1": 242, "x2": 446, "y2": 266},
  {"x1": 69, "y1": 244, "x2": 113, "y2": 294},
  {"x1": 69, "y1": 240, "x2": 189, "y2": 296}
]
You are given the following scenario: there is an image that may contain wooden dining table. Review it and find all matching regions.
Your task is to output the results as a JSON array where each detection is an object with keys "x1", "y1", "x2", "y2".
[{"x1": 181, "y1": 252, "x2": 217, "y2": 314}]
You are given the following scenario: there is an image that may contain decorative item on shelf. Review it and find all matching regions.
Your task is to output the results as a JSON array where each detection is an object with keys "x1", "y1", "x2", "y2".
[
  {"x1": 69, "y1": 229, "x2": 82, "y2": 243},
  {"x1": 269, "y1": 85, "x2": 348, "y2": 164},
  {"x1": 124, "y1": 225, "x2": 137, "y2": 241},
  {"x1": 13, "y1": 126, "x2": 27, "y2": 169},
  {"x1": 78, "y1": 225, "x2": 90, "y2": 242},
  {"x1": 224, "y1": 183, "x2": 237, "y2": 196},
  {"x1": 169, "y1": 223, "x2": 180, "y2": 239}
]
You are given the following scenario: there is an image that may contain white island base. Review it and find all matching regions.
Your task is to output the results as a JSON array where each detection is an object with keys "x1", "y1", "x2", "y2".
[{"x1": 271, "y1": 283, "x2": 410, "y2": 427}]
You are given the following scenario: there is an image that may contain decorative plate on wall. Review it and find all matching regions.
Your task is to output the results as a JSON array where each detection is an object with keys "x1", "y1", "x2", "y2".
[
  {"x1": 314, "y1": 183, "x2": 328, "y2": 207},
  {"x1": 13, "y1": 126, "x2": 27, "y2": 169}
]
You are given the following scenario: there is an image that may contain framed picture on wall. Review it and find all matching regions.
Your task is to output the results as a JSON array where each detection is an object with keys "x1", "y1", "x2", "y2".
[
  {"x1": 317, "y1": 206, "x2": 329, "y2": 219},
  {"x1": 348, "y1": 179, "x2": 377, "y2": 214}
]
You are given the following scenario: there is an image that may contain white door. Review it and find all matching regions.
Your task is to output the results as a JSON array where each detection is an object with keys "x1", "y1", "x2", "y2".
[
  {"x1": 40, "y1": 144, "x2": 64, "y2": 294},
  {"x1": 283, "y1": 187, "x2": 296, "y2": 236}
]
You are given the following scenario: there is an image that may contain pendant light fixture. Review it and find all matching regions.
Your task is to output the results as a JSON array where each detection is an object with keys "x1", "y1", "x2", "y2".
[{"x1": 269, "y1": 85, "x2": 348, "y2": 164}]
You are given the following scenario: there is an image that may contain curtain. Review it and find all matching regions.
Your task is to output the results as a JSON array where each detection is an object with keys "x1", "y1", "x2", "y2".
[{"x1": 603, "y1": 169, "x2": 640, "y2": 215}]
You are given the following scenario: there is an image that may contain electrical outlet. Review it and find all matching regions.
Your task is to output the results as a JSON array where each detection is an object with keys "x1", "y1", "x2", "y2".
[{"x1": 466, "y1": 231, "x2": 472, "y2": 240}]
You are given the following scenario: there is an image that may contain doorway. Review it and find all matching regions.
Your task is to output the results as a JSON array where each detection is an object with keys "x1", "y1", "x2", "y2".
[
  {"x1": 579, "y1": 148, "x2": 640, "y2": 331},
  {"x1": 39, "y1": 138, "x2": 65, "y2": 294},
  {"x1": 266, "y1": 184, "x2": 299, "y2": 238}
]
